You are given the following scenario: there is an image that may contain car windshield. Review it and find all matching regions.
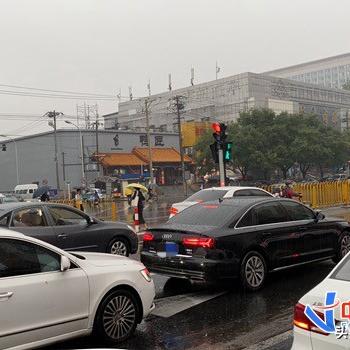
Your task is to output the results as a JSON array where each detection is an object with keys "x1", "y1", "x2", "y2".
[
  {"x1": 331, "y1": 254, "x2": 350, "y2": 281},
  {"x1": 169, "y1": 203, "x2": 239, "y2": 226},
  {"x1": 185, "y1": 190, "x2": 228, "y2": 203}
]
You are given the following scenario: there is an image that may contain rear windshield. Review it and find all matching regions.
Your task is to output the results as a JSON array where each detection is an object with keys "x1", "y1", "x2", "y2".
[
  {"x1": 186, "y1": 190, "x2": 228, "y2": 202},
  {"x1": 169, "y1": 203, "x2": 238, "y2": 226},
  {"x1": 331, "y1": 255, "x2": 350, "y2": 281}
]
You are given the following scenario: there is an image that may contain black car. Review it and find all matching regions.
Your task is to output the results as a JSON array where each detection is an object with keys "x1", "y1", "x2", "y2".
[
  {"x1": 0, "y1": 202, "x2": 138, "y2": 256},
  {"x1": 141, "y1": 197, "x2": 350, "y2": 291}
]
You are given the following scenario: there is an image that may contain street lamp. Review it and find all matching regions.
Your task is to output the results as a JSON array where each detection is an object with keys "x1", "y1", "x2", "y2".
[
  {"x1": 64, "y1": 121, "x2": 85, "y2": 181},
  {"x1": 0, "y1": 135, "x2": 19, "y2": 185}
]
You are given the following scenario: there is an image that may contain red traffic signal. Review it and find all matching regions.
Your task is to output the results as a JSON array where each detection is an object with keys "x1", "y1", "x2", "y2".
[{"x1": 212, "y1": 122, "x2": 221, "y2": 134}]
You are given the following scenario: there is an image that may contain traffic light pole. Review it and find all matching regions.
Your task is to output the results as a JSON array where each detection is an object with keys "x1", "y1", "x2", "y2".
[{"x1": 218, "y1": 147, "x2": 225, "y2": 187}]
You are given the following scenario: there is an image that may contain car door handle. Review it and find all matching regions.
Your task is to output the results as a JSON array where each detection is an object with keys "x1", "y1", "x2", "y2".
[
  {"x1": 58, "y1": 233, "x2": 68, "y2": 239},
  {"x1": 297, "y1": 227, "x2": 307, "y2": 232},
  {"x1": 0, "y1": 292, "x2": 13, "y2": 300},
  {"x1": 262, "y1": 232, "x2": 271, "y2": 238}
]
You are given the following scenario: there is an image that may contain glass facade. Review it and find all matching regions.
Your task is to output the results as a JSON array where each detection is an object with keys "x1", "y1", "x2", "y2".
[{"x1": 289, "y1": 65, "x2": 350, "y2": 89}]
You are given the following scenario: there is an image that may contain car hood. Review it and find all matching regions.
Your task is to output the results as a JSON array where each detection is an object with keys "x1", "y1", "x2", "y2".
[{"x1": 72, "y1": 252, "x2": 142, "y2": 268}]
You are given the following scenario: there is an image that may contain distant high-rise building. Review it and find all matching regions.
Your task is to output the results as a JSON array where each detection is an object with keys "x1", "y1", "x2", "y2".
[{"x1": 265, "y1": 53, "x2": 350, "y2": 89}]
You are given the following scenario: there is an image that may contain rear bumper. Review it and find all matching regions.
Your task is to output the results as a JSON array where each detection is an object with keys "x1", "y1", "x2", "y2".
[{"x1": 141, "y1": 252, "x2": 235, "y2": 281}]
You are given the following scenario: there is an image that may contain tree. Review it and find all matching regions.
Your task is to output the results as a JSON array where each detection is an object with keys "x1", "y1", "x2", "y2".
[
  {"x1": 193, "y1": 129, "x2": 217, "y2": 176},
  {"x1": 193, "y1": 108, "x2": 350, "y2": 181}
]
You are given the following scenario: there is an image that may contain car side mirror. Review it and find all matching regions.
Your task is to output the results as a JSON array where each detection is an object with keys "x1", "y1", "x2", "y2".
[
  {"x1": 86, "y1": 216, "x2": 95, "y2": 225},
  {"x1": 60, "y1": 256, "x2": 71, "y2": 272},
  {"x1": 315, "y1": 211, "x2": 325, "y2": 222}
]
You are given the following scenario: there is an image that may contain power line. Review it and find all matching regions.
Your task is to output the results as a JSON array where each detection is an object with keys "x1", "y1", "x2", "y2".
[
  {"x1": 0, "y1": 89, "x2": 116, "y2": 100},
  {"x1": 0, "y1": 83, "x2": 115, "y2": 98}
]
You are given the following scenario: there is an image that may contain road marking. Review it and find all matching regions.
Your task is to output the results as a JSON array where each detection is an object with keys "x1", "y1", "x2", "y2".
[
  {"x1": 151, "y1": 291, "x2": 226, "y2": 318},
  {"x1": 243, "y1": 330, "x2": 293, "y2": 350}
]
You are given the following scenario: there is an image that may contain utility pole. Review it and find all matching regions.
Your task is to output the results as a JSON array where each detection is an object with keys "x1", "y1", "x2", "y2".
[
  {"x1": 173, "y1": 95, "x2": 187, "y2": 196},
  {"x1": 95, "y1": 113, "x2": 100, "y2": 175},
  {"x1": 46, "y1": 110, "x2": 63, "y2": 191},
  {"x1": 62, "y1": 152, "x2": 66, "y2": 182},
  {"x1": 145, "y1": 98, "x2": 154, "y2": 184}
]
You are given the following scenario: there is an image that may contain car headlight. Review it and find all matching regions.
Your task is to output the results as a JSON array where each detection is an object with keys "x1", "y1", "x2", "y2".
[{"x1": 140, "y1": 268, "x2": 152, "y2": 282}]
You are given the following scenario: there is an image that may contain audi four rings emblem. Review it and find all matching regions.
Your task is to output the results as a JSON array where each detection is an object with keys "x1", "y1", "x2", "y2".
[{"x1": 162, "y1": 234, "x2": 173, "y2": 239}]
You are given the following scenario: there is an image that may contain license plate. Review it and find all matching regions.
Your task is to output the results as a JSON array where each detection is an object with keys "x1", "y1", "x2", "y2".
[{"x1": 157, "y1": 242, "x2": 178, "y2": 257}]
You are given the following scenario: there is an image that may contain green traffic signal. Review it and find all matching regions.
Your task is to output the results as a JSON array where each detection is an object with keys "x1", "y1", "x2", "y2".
[{"x1": 224, "y1": 142, "x2": 232, "y2": 161}]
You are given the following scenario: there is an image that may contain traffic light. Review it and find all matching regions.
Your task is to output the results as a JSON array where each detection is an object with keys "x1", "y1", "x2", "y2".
[
  {"x1": 224, "y1": 142, "x2": 233, "y2": 162},
  {"x1": 1, "y1": 144, "x2": 6, "y2": 152},
  {"x1": 211, "y1": 122, "x2": 227, "y2": 144}
]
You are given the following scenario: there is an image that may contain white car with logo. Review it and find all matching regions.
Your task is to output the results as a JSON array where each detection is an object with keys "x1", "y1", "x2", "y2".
[
  {"x1": 169, "y1": 186, "x2": 273, "y2": 218},
  {"x1": 0, "y1": 228, "x2": 155, "y2": 350},
  {"x1": 292, "y1": 246, "x2": 350, "y2": 350}
]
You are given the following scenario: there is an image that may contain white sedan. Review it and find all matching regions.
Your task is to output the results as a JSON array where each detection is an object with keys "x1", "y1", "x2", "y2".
[
  {"x1": 292, "y1": 249, "x2": 350, "y2": 349},
  {"x1": 169, "y1": 186, "x2": 273, "y2": 217},
  {"x1": 0, "y1": 229, "x2": 155, "y2": 350}
]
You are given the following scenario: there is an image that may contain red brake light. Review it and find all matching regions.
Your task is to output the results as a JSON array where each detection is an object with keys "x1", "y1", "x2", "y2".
[
  {"x1": 294, "y1": 303, "x2": 329, "y2": 336},
  {"x1": 182, "y1": 237, "x2": 215, "y2": 249},
  {"x1": 143, "y1": 232, "x2": 154, "y2": 241},
  {"x1": 169, "y1": 207, "x2": 178, "y2": 215}
]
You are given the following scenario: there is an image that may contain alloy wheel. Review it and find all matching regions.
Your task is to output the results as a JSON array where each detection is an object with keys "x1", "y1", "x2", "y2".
[
  {"x1": 245, "y1": 255, "x2": 265, "y2": 288},
  {"x1": 341, "y1": 235, "x2": 350, "y2": 258},
  {"x1": 110, "y1": 240, "x2": 128, "y2": 256},
  {"x1": 103, "y1": 295, "x2": 136, "y2": 341}
]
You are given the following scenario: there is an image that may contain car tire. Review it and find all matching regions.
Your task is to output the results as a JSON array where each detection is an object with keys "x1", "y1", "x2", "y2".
[
  {"x1": 333, "y1": 232, "x2": 350, "y2": 264},
  {"x1": 94, "y1": 289, "x2": 140, "y2": 345},
  {"x1": 240, "y1": 251, "x2": 267, "y2": 292},
  {"x1": 108, "y1": 237, "x2": 130, "y2": 257}
]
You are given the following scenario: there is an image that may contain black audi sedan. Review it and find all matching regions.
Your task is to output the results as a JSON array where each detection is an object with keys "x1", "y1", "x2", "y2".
[
  {"x1": 0, "y1": 202, "x2": 138, "y2": 256},
  {"x1": 141, "y1": 197, "x2": 350, "y2": 291}
]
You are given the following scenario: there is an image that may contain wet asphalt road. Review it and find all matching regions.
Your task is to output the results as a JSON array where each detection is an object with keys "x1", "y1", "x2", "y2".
[{"x1": 44, "y1": 198, "x2": 350, "y2": 350}]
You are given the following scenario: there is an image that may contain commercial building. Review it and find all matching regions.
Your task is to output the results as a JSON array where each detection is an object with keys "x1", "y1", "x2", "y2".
[
  {"x1": 104, "y1": 72, "x2": 350, "y2": 133},
  {"x1": 0, "y1": 129, "x2": 180, "y2": 192},
  {"x1": 265, "y1": 53, "x2": 350, "y2": 89},
  {"x1": 98, "y1": 147, "x2": 192, "y2": 186}
]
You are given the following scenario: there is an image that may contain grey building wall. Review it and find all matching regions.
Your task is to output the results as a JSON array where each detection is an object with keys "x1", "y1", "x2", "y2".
[
  {"x1": 0, "y1": 129, "x2": 179, "y2": 192},
  {"x1": 103, "y1": 72, "x2": 350, "y2": 131}
]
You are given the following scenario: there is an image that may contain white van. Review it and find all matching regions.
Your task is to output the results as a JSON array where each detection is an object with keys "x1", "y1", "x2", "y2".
[{"x1": 14, "y1": 184, "x2": 38, "y2": 201}]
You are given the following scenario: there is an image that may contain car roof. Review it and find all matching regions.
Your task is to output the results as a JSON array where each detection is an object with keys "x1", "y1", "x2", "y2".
[
  {"x1": 202, "y1": 197, "x2": 298, "y2": 207},
  {"x1": 0, "y1": 202, "x2": 76, "y2": 213},
  {"x1": 200, "y1": 186, "x2": 268, "y2": 191},
  {"x1": 0, "y1": 227, "x2": 25, "y2": 238}
]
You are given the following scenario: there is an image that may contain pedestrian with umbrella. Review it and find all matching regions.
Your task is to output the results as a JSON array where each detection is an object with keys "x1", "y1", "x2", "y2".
[
  {"x1": 32, "y1": 179, "x2": 50, "y2": 202},
  {"x1": 127, "y1": 183, "x2": 148, "y2": 229}
]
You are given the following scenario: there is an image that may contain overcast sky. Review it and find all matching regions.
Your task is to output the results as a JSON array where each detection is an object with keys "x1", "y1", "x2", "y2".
[{"x1": 0, "y1": 0, "x2": 349, "y2": 136}]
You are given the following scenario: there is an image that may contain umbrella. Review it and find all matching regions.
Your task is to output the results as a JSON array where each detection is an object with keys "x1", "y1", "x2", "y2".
[
  {"x1": 126, "y1": 183, "x2": 148, "y2": 193},
  {"x1": 33, "y1": 186, "x2": 50, "y2": 199}
]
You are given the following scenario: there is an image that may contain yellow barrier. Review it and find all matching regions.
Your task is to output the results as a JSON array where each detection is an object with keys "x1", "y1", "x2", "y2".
[{"x1": 263, "y1": 180, "x2": 350, "y2": 208}]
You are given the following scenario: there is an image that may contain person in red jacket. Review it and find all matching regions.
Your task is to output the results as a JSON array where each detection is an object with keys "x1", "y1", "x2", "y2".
[{"x1": 281, "y1": 182, "x2": 302, "y2": 200}]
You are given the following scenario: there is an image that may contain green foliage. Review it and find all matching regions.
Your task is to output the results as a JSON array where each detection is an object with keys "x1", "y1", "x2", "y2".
[{"x1": 193, "y1": 108, "x2": 350, "y2": 180}]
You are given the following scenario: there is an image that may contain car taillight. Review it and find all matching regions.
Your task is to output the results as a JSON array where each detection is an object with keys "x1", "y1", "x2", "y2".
[
  {"x1": 169, "y1": 207, "x2": 178, "y2": 215},
  {"x1": 143, "y1": 232, "x2": 154, "y2": 241},
  {"x1": 140, "y1": 268, "x2": 152, "y2": 282},
  {"x1": 182, "y1": 237, "x2": 215, "y2": 249},
  {"x1": 294, "y1": 303, "x2": 329, "y2": 336}
]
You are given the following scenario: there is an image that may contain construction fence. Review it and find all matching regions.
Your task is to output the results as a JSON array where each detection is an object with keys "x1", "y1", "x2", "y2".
[{"x1": 263, "y1": 180, "x2": 350, "y2": 209}]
